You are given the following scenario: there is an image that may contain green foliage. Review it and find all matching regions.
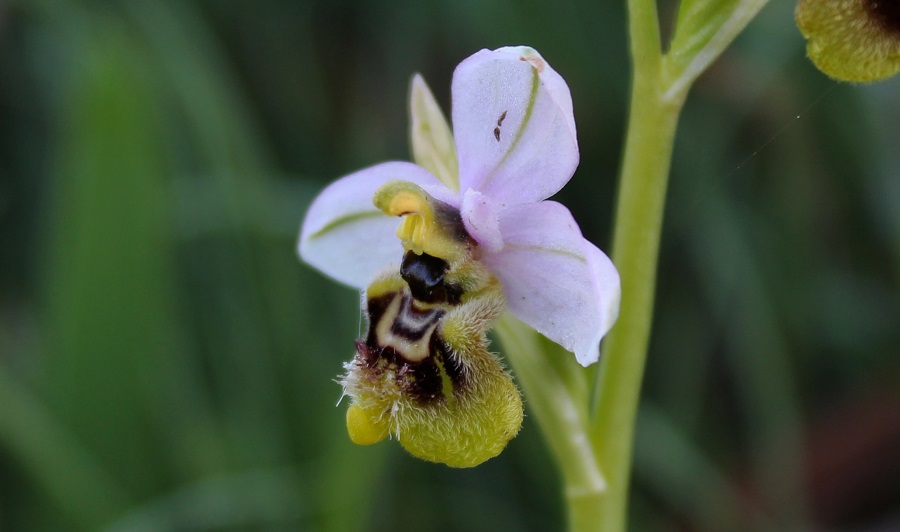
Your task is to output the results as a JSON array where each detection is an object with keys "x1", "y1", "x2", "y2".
[
  {"x1": 664, "y1": 0, "x2": 771, "y2": 99},
  {"x1": 669, "y1": 0, "x2": 740, "y2": 63}
]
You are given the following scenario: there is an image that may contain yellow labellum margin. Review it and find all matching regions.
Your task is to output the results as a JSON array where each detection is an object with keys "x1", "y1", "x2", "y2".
[{"x1": 796, "y1": 0, "x2": 900, "y2": 82}]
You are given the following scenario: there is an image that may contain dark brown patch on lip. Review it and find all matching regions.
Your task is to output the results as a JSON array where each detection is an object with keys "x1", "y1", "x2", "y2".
[
  {"x1": 355, "y1": 337, "x2": 446, "y2": 405},
  {"x1": 432, "y1": 337, "x2": 467, "y2": 391},
  {"x1": 866, "y1": 0, "x2": 900, "y2": 36},
  {"x1": 389, "y1": 297, "x2": 443, "y2": 341},
  {"x1": 392, "y1": 347, "x2": 444, "y2": 404},
  {"x1": 358, "y1": 289, "x2": 468, "y2": 405},
  {"x1": 364, "y1": 292, "x2": 395, "y2": 346}
]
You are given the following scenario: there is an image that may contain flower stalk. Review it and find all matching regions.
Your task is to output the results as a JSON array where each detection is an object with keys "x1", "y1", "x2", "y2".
[
  {"x1": 579, "y1": 0, "x2": 770, "y2": 530},
  {"x1": 588, "y1": 47, "x2": 683, "y2": 532}
]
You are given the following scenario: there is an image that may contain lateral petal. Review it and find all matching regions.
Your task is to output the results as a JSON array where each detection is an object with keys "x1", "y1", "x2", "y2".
[
  {"x1": 482, "y1": 201, "x2": 620, "y2": 366},
  {"x1": 299, "y1": 162, "x2": 446, "y2": 288}
]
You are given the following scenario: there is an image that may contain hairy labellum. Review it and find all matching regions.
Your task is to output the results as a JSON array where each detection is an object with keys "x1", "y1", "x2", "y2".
[{"x1": 341, "y1": 255, "x2": 523, "y2": 468}]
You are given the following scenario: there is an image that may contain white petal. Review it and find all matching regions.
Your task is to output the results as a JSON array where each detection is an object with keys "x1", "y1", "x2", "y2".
[
  {"x1": 452, "y1": 46, "x2": 578, "y2": 207},
  {"x1": 482, "y1": 201, "x2": 620, "y2": 366},
  {"x1": 299, "y1": 162, "x2": 446, "y2": 288}
]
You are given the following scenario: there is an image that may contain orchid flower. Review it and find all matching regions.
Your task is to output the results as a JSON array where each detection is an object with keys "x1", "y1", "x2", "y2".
[{"x1": 300, "y1": 46, "x2": 620, "y2": 367}]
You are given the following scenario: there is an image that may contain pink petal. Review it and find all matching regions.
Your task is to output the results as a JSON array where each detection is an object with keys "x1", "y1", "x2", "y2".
[
  {"x1": 482, "y1": 201, "x2": 620, "y2": 366},
  {"x1": 452, "y1": 46, "x2": 579, "y2": 207},
  {"x1": 299, "y1": 162, "x2": 446, "y2": 288}
]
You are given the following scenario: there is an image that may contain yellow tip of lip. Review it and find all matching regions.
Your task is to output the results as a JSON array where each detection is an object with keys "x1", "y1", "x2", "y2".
[{"x1": 346, "y1": 404, "x2": 389, "y2": 446}]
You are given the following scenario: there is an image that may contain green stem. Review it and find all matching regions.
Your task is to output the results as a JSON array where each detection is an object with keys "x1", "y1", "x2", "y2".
[
  {"x1": 589, "y1": 82, "x2": 683, "y2": 532},
  {"x1": 587, "y1": 0, "x2": 685, "y2": 530},
  {"x1": 585, "y1": 0, "x2": 772, "y2": 529},
  {"x1": 497, "y1": 1, "x2": 773, "y2": 529}
]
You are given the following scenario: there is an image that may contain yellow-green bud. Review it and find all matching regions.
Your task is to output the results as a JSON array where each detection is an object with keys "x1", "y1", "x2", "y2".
[{"x1": 796, "y1": 0, "x2": 900, "y2": 82}]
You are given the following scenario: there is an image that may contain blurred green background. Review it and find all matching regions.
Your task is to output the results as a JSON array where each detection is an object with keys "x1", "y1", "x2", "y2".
[{"x1": 1, "y1": 1, "x2": 898, "y2": 530}]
